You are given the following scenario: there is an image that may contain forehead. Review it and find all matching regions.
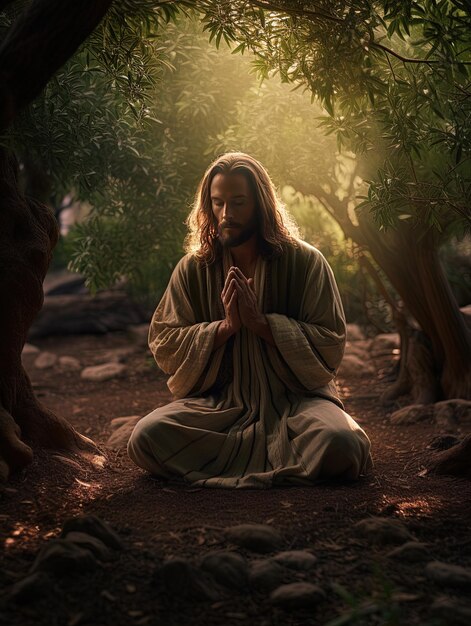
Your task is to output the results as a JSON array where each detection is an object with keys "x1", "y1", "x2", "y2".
[{"x1": 210, "y1": 171, "x2": 252, "y2": 197}]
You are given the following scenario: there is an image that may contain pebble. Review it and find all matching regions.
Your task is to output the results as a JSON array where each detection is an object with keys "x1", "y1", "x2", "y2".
[
  {"x1": 61, "y1": 515, "x2": 123, "y2": 550},
  {"x1": 81, "y1": 362, "x2": 126, "y2": 382},
  {"x1": 249, "y1": 559, "x2": 285, "y2": 591},
  {"x1": 271, "y1": 550, "x2": 317, "y2": 571},
  {"x1": 425, "y1": 561, "x2": 471, "y2": 588},
  {"x1": 200, "y1": 551, "x2": 248, "y2": 590},
  {"x1": 346, "y1": 324, "x2": 365, "y2": 342},
  {"x1": 64, "y1": 532, "x2": 112, "y2": 561},
  {"x1": 225, "y1": 524, "x2": 283, "y2": 553},
  {"x1": 159, "y1": 558, "x2": 220, "y2": 601},
  {"x1": 106, "y1": 416, "x2": 141, "y2": 450},
  {"x1": 30, "y1": 539, "x2": 97, "y2": 575},
  {"x1": 34, "y1": 351, "x2": 58, "y2": 369},
  {"x1": 386, "y1": 542, "x2": 430, "y2": 562},
  {"x1": 58, "y1": 356, "x2": 81, "y2": 371},
  {"x1": 431, "y1": 596, "x2": 471, "y2": 625},
  {"x1": 338, "y1": 354, "x2": 375, "y2": 378},
  {"x1": 270, "y1": 582, "x2": 325, "y2": 609},
  {"x1": 354, "y1": 516, "x2": 414, "y2": 545},
  {"x1": 21, "y1": 343, "x2": 40, "y2": 356},
  {"x1": 8, "y1": 572, "x2": 51, "y2": 603}
]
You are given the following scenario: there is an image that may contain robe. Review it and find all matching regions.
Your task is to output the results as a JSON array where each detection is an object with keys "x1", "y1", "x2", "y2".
[{"x1": 127, "y1": 240, "x2": 373, "y2": 488}]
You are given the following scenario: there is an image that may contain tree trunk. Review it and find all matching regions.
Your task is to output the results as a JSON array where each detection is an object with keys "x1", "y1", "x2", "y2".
[
  {"x1": 358, "y1": 218, "x2": 471, "y2": 401},
  {"x1": 0, "y1": 149, "x2": 99, "y2": 481}
]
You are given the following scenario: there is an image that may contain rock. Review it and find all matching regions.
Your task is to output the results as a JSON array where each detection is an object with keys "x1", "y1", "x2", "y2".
[
  {"x1": 29, "y1": 291, "x2": 147, "y2": 338},
  {"x1": 200, "y1": 551, "x2": 248, "y2": 590},
  {"x1": 34, "y1": 351, "x2": 58, "y2": 369},
  {"x1": 225, "y1": 524, "x2": 283, "y2": 553},
  {"x1": 58, "y1": 356, "x2": 81, "y2": 371},
  {"x1": 22, "y1": 343, "x2": 40, "y2": 356},
  {"x1": 386, "y1": 542, "x2": 430, "y2": 562},
  {"x1": 158, "y1": 558, "x2": 219, "y2": 601},
  {"x1": 248, "y1": 559, "x2": 286, "y2": 591},
  {"x1": 390, "y1": 404, "x2": 433, "y2": 425},
  {"x1": 270, "y1": 582, "x2": 325, "y2": 609},
  {"x1": 271, "y1": 550, "x2": 317, "y2": 571},
  {"x1": 425, "y1": 561, "x2": 471, "y2": 588},
  {"x1": 434, "y1": 399, "x2": 471, "y2": 428},
  {"x1": 354, "y1": 517, "x2": 414, "y2": 545},
  {"x1": 428, "y1": 434, "x2": 471, "y2": 478},
  {"x1": 127, "y1": 324, "x2": 150, "y2": 348},
  {"x1": 30, "y1": 539, "x2": 97, "y2": 575},
  {"x1": 344, "y1": 341, "x2": 370, "y2": 360},
  {"x1": 99, "y1": 347, "x2": 138, "y2": 364},
  {"x1": 337, "y1": 354, "x2": 375, "y2": 378},
  {"x1": 431, "y1": 596, "x2": 471, "y2": 625},
  {"x1": 63, "y1": 532, "x2": 111, "y2": 561},
  {"x1": 61, "y1": 515, "x2": 123, "y2": 550},
  {"x1": 428, "y1": 434, "x2": 460, "y2": 451},
  {"x1": 8, "y1": 572, "x2": 51, "y2": 604},
  {"x1": 43, "y1": 271, "x2": 87, "y2": 296},
  {"x1": 81, "y1": 362, "x2": 126, "y2": 382},
  {"x1": 370, "y1": 333, "x2": 400, "y2": 354},
  {"x1": 346, "y1": 324, "x2": 365, "y2": 342},
  {"x1": 107, "y1": 416, "x2": 141, "y2": 450}
]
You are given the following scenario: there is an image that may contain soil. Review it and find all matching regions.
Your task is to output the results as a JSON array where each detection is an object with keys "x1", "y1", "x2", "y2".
[{"x1": 1, "y1": 331, "x2": 470, "y2": 626}]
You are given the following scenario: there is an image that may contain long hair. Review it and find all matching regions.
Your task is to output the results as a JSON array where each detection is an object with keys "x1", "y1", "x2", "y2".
[{"x1": 185, "y1": 152, "x2": 300, "y2": 264}]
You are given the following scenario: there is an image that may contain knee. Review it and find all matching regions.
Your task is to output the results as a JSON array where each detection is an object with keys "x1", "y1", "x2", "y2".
[
  {"x1": 127, "y1": 414, "x2": 163, "y2": 462},
  {"x1": 320, "y1": 428, "x2": 367, "y2": 479}
]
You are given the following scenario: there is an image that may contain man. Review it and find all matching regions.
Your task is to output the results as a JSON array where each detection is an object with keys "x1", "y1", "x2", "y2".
[{"x1": 127, "y1": 152, "x2": 373, "y2": 488}]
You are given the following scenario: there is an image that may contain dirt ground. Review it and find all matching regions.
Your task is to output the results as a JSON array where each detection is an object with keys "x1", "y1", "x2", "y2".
[{"x1": 1, "y1": 331, "x2": 470, "y2": 626}]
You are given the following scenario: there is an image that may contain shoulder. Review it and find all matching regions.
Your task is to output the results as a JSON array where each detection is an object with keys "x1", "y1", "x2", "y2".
[
  {"x1": 172, "y1": 252, "x2": 199, "y2": 279},
  {"x1": 284, "y1": 239, "x2": 330, "y2": 269}
]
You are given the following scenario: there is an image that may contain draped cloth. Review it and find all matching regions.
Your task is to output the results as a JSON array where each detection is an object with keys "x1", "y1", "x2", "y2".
[{"x1": 127, "y1": 240, "x2": 373, "y2": 488}]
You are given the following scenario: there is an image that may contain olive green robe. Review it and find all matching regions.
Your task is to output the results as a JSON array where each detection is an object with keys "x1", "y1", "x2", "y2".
[{"x1": 127, "y1": 240, "x2": 372, "y2": 488}]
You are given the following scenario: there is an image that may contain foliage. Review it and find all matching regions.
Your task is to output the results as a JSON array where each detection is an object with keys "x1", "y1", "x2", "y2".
[{"x1": 197, "y1": 0, "x2": 471, "y2": 235}]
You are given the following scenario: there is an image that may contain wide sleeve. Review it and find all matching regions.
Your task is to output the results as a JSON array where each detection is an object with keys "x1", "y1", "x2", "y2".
[
  {"x1": 148, "y1": 256, "x2": 225, "y2": 398},
  {"x1": 265, "y1": 249, "x2": 346, "y2": 392}
]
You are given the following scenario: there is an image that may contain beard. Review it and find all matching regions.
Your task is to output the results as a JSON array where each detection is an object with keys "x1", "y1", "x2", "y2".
[{"x1": 217, "y1": 220, "x2": 258, "y2": 248}]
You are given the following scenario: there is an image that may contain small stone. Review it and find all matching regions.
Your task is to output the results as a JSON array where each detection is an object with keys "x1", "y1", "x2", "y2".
[
  {"x1": 431, "y1": 596, "x2": 471, "y2": 625},
  {"x1": 249, "y1": 560, "x2": 285, "y2": 591},
  {"x1": 158, "y1": 558, "x2": 219, "y2": 601},
  {"x1": 106, "y1": 416, "x2": 141, "y2": 450},
  {"x1": 58, "y1": 356, "x2": 81, "y2": 371},
  {"x1": 434, "y1": 400, "x2": 471, "y2": 428},
  {"x1": 390, "y1": 404, "x2": 433, "y2": 425},
  {"x1": 428, "y1": 434, "x2": 460, "y2": 451},
  {"x1": 8, "y1": 572, "x2": 51, "y2": 604},
  {"x1": 354, "y1": 516, "x2": 414, "y2": 545},
  {"x1": 271, "y1": 550, "x2": 318, "y2": 571},
  {"x1": 425, "y1": 561, "x2": 471, "y2": 588},
  {"x1": 22, "y1": 343, "x2": 40, "y2": 356},
  {"x1": 225, "y1": 524, "x2": 283, "y2": 553},
  {"x1": 270, "y1": 582, "x2": 325, "y2": 609},
  {"x1": 200, "y1": 551, "x2": 248, "y2": 590},
  {"x1": 81, "y1": 362, "x2": 126, "y2": 382},
  {"x1": 338, "y1": 354, "x2": 375, "y2": 378},
  {"x1": 34, "y1": 351, "x2": 58, "y2": 369},
  {"x1": 61, "y1": 515, "x2": 123, "y2": 550},
  {"x1": 387, "y1": 542, "x2": 430, "y2": 562},
  {"x1": 100, "y1": 347, "x2": 137, "y2": 363},
  {"x1": 63, "y1": 532, "x2": 111, "y2": 561},
  {"x1": 30, "y1": 539, "x2": 97, "y2": 575}
]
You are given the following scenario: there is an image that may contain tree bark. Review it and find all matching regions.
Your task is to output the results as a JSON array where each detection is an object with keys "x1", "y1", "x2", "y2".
[
  {"x1": 0, "y1": 149, "x2": 99, "y2": 481},
  {"x1": 357, "y1": 217, "x2": 471, "y2": 401}
]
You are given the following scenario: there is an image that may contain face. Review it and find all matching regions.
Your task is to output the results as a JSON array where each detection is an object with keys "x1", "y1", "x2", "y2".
[{"x1": 210, "y1": 172, "x2": 258, "y2": 248}]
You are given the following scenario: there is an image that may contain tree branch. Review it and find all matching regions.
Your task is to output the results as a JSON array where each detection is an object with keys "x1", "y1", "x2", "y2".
[{"x1": 0, "y1": 0, "x2": 114, "y2": 130}]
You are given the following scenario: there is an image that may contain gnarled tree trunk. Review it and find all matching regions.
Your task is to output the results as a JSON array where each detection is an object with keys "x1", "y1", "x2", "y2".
[
  {"x1": 358, "y1": 218, "x2": 471, "y2": 402},
  {"x1": 0, "y1": 150, "x2": 99, "y2": 480}
]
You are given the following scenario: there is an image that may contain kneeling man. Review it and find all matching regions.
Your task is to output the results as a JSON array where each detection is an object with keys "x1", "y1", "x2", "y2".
[{"x1": 128, "y1": 152, "x2": 373, "y2": 488}]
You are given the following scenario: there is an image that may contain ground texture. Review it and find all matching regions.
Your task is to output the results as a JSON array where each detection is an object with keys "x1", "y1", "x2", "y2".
[{"x1": 1, "y1": 332, "x2": 470, "y2": 626}]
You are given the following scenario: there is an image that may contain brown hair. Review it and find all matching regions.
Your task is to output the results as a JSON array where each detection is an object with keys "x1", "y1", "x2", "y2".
[{"x1": 185, "y1": 152, "x2": 299, "y2": 264}]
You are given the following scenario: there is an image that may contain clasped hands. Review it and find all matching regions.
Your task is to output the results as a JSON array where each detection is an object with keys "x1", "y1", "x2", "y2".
[{"x1": 220, "y1": 266, "x2": 264, "y2": 335}]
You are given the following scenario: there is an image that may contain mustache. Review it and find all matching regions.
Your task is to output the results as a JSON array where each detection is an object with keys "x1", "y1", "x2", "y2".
[{"x1": 219, "y1": 221, "x2": 243, "y2": 229}]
